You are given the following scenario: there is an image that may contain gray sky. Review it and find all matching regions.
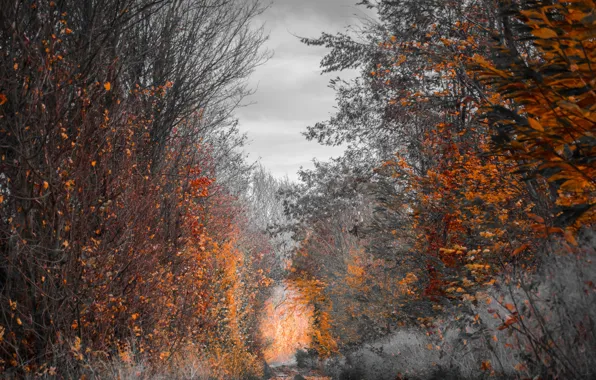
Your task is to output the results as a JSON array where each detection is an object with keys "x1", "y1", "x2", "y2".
[{"x1": 236, "y1": 0, "x2": 370, "y2": 181}]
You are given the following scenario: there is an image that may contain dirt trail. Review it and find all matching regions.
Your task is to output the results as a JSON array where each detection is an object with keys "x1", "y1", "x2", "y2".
[{"x1": 269, "y1": 364, "x2": 331, "y2": 380}]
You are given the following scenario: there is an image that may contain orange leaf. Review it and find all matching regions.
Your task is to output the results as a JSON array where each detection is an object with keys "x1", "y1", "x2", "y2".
[
  {"x1": 527, "y1": 213, "x2": 544, "y2": 223},
  {"x1": 481, "y1": 360, "x2": 492, "y2": 371},
  {"x1": 512, "y1": 244, "x2": 529, "y2": 256},
  {"x1": 528, "y1": 118, "x2": 544, "y2": 132},
  {"x1": 0, "y1": 94, "x2": 7, "y2": 105},
  {"x1": 565, "y1": 229, "x2": 578, "y2": 246},
  {"x1": 497, "y1": 314, "x2": 519, "y2": 330},
  {"x1": 532, "y1": 28, "x2": 557, "y2": 39},
  {"x1": 104, "y1": 82, "x2": 111, "y2": 91},
  {"x1": 504, "y1": 303, "x2": 516, "y2": 312}
]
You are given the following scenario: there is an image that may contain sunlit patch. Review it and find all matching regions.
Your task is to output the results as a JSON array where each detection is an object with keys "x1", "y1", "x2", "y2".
[{"x1": 260, "y1": 284, "x2": 313, "y2": 365}]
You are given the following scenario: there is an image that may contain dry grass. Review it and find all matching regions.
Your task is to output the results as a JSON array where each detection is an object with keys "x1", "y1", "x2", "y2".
[{"x1": 325, "y1": 235, "x2": 596, "y2": 380}]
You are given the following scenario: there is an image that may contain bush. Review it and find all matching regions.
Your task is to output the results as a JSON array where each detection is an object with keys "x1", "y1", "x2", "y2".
[{"x1": 320, "y1": 235, "x2": 596, "y2": 380}]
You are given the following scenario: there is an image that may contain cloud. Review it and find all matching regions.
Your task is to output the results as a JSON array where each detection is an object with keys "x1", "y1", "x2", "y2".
[
  {"x1": 237, "y1": 0, "x2": 369, "y2": 180},
  {"x1": 240, "y1": 120, "x2": 345, "y2": 181},
  {"x1": 266, "y1": 0, "x2": 366, "y2": 28}
]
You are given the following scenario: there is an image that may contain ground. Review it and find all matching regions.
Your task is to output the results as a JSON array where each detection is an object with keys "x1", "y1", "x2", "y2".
[{"x1": 269, "y1": 364, "x2": 331, "y2": 380}]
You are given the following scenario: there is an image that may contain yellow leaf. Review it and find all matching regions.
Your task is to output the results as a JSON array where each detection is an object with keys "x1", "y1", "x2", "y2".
[
  {"x1": 16, "y1": 318, "x2": 22, "y2": 326},
  {"x1": 104, "y1": 82, "x2": 111, "y2": 91},
  {"x1": 91, "y1": 161, "x2": 96, "y2": 167},
  {"x1": 72, "y1": 336, "x2": 81, "y2": 352},
  {"x1": 532, "y1": 28, "x2": 557, "y2": 39}
]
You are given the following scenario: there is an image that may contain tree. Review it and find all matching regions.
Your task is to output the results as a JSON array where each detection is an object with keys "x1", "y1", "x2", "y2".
[
  {"x1": 0, "y1": 0, "x2": 271, "y2": 376},
  {"x1": 286, "y1": 1, "x2": 593, "y2": 365}
]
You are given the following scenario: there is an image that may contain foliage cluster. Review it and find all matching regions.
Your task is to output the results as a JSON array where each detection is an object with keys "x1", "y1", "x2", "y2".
[
  {"x1": 0, "y1": 0, "x2": 279, "y2": 378},
  {"x1": 283, "y1": 0, "x2": 595, "y2": 378}
]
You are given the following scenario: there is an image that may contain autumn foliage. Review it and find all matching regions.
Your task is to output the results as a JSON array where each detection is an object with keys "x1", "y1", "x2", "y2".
[
  {"x1": 0, "y1": 0, "x2": 273, "y2": 378},
  {"x1": 1, "y1": 0, "x2": 595, "y2": 378},
  {"x1": 285, "y1": 0, "x2": 595, "y2": 378}
]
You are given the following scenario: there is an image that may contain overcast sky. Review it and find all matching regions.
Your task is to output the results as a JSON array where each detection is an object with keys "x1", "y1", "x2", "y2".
[{"x1": 236, "y1": 0, "x2": 371, "y2": 181}]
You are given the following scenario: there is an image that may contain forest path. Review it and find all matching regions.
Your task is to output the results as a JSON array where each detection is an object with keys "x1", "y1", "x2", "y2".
[{"x1": 269, "y1": 364, "x2": 330, "y2": 379}]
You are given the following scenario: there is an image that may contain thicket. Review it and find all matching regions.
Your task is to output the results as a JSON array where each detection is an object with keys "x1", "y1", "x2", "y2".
[
  {"x1": 0, "y1": 0, "x2": 279, "y2": 378},
  {"x1": 284, "y1": 0, "x2": 595, "y2": 378}
]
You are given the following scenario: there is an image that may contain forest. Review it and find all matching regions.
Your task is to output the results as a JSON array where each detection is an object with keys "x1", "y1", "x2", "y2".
[{"x1": 0, "y1": 0, "x2": 594, "y2": 379}]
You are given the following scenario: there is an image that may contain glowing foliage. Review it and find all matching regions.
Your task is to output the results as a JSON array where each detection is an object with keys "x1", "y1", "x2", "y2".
[
  {"x1": 470, "y1": 0, "x2": 596, "y2": 229},
  {"x1": 260, "y1": 286, "x2": 313, "y2": 364}
]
